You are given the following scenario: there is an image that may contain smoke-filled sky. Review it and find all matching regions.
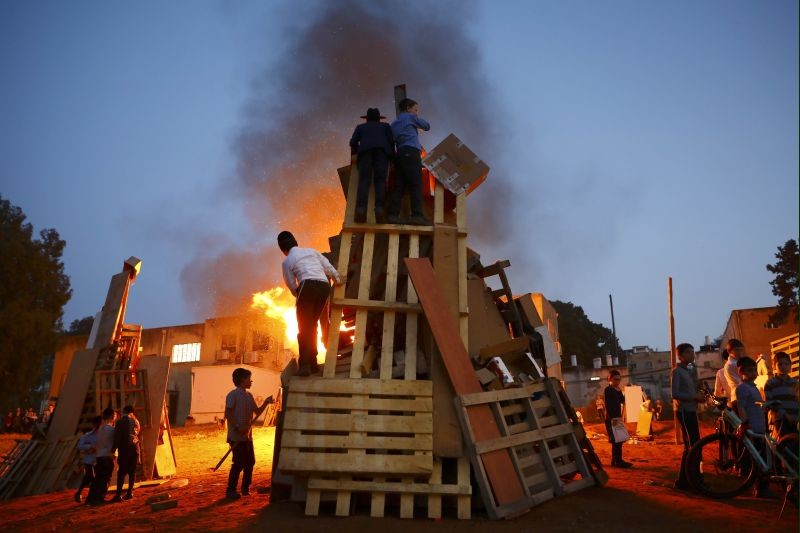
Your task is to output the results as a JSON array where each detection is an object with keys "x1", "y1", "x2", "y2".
[{"x1": 2, "y1": 0, "x2": 798, "y2": 351}]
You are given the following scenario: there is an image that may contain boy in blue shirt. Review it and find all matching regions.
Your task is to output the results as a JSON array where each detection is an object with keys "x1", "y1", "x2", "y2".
[
  {"x1": 74, "y1": 415, "x2": 102, "y2": 503},
  {"x1": 388, "y1": 98, "x2": 431, "y2": 226},
  {"x1": 734, "y1": 356, "x2": 772, "y2": 497}
]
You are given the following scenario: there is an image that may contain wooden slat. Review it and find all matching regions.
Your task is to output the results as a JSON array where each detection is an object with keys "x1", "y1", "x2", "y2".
[
  {"x1": 404, "y1": 234, "x2": 420, "y2": 380},
  {"x1": 473, "y1": 424, "x2": 574, "y2": 455},
  {"x1": 286, "y1": 394, "x2": 431, "y2": 412},
  {"x1": 281, "y1": 452, "x2": 432, "y2": 475},
  {"x1": 332, "y1": 298, "x2": 421, "y2": 313},
  {"x1": 288, "y1": 377, "x2": 432, "y2": 396},
  {"x1": 308, "y1": 477, "x2": 471, "y2": 495},
  {"x1": 283, "y1": 412, "x2": 432, "y2": 433},
  {"x1": 47, "y1": 348, "x2": 101, "y2": 442},
  {"x1": 281, "y1": 431, "x2": 432, "y2": 451},
  {"x1": 405, "y1": 257, "x2": 526, "y2": 508},
  {"x1": 459, "y1": 382, "x2": 547, "y2": 407},
  {"x1": 341, "y1": 223, "x2": 438, "y2": 235}
]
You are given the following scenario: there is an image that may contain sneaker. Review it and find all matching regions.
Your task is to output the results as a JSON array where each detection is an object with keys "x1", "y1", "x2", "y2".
[
  {"x1": 74, "y1": 493, "x2": 82, "y2": 503},
  {"x1": 226, "y1": 491, "x2": 241, "y2": 500},
  {"x1": 123, "y1": 493, "x2": 133, "y2": 501},
  {"x1": 241, "y1": 488, "x2": 251, "y2": 496},
  {"x1": 616, "y1": 460, "x2": 633, "y2": 469},
  {"x1": 354, "y1": 209, "x2": 367, "y2": 223},
  {"x1": 109, "y1": 494, "x2": 122, "y2": 503},
  {"x1": 296, "y1": 365, "x2": 311, "y2": 377},
  {"x1": 408, "y1": 214, "x2": 432, "y2": 226}
]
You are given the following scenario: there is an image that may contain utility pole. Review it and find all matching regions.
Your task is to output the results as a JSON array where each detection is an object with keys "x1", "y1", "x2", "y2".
[
  {"x1": 668, "y1": 277, "x2": 681, "y2": 444},
  {"x1": 608, "y1": 294, "x2": 618, "y2": 362}
]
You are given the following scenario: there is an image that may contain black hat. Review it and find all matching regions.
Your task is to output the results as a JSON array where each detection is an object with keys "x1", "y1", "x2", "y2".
[
  {"x1": 277, "y1": 231, "x2": 298, "y2": 252},
  {"x1": 360, "y1": 108, "x2": 385, "y2": 121}
]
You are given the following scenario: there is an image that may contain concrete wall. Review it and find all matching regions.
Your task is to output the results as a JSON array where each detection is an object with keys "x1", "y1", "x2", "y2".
[
  {"x1": 721, "y1": 307, "x2": 798, "y2": 363},
  {"x1": 562, "y1": 363, "x2": 629, "y2": 415}
]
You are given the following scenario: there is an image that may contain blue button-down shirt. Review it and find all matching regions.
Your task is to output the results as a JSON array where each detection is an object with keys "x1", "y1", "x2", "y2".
[{"x1": 391, "y1": 112, "x2": 430, "y2": 151}]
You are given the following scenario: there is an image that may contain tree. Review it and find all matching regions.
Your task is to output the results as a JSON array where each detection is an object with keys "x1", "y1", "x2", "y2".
[
  {"x1": 551, "y1": 300, "x2": 622, "y2": 368},
  {"x1": 67, "y1": 315, "x2": 95, "y2": 336},
  {"x1": 766, "y1": 238, "x2": 799, "y2": 326},
  {"x1": 0, "y1": 196, "x2": 71, "y2": 409}
]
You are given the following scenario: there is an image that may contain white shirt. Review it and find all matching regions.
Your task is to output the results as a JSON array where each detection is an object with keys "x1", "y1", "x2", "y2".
[
  {"x1": 714, "y1": 368, "x2": 729, "y2": 398},
  {"x1": 95, "y1": 423, "x2": 116, "y2": 458},
  {"x1": 722, "y1": 356, "x2": 742, "y2": 402},
  {"x1": 281, "y1": 247, "x2": 341, "y2": 297}
]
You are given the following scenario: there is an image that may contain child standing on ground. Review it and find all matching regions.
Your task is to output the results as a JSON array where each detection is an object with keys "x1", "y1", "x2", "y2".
[
  {"x1": 74, "y1": 415, "x2": 102, "y2": 503},
  {"x1": 671, "y1": 343, "x2": 705, "y2": 490},
  {"x1": 734, "y1": 356, "x2": 772, "y2": 497},
  {"x1": 764, "y1": 351, "x2": 799, "y2": 437},
  {"x1": 388, "y1": 98, "x2": 431, "y2": 226},
  {"x1": 224, "y1": 368, "x2": 272, "y2": 500},
  {"x1": 349, "y1": 107, "x2": 394, "y2": 224},
  {"x1": 604, "y1": 370, "x2": 632, "y2": 468}
]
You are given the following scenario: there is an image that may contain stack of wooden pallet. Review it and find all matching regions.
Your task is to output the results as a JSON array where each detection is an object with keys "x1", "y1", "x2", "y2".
[
  {"x1": 274, "y1": 134, "x2": 604, "y2": 520},
  {"x1": 771, "y1": 333, "x2": 799, "y2": 378},
  {"x1": 0, "y1": 436, "x2": 79, "y2": 500}
]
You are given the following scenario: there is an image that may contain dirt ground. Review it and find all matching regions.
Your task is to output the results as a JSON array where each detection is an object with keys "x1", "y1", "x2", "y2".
[{"x1": 0, "y1": 420, "x2": 796, "y2": 532}]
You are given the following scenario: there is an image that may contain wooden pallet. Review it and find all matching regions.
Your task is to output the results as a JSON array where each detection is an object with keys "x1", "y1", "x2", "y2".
[
  {"x1": 454, "y1": 380, "x2": 595, "y2": 520},
  {"x1": 280, "y1": 378, "x2": 433, "y2": 476},
  {"x1": 305, "y1": 456, "x2": 471, "y2": 519},
  {"x1": 0, "y1": 440, "x2": 43, "y2": 499}
]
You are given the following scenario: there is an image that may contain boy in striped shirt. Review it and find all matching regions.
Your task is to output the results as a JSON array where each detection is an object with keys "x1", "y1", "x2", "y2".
[{"x1": 764, "y1": 351, "x2": 798, "y2": 437}]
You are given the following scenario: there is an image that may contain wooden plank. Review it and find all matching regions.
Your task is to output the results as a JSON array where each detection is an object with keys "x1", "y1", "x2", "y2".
[
  {"x1": 288, "y1": 377, "x2": 432, "y2": 396},
  {"x1": 380, "y1": 233, "x2": 400, "y2": 379},
  {"x1": 47, "y1": 348, "x2": 100, "y2": 441},
  {"x1": 479, "y1": 337, "x2": 530, "y2": 361},
  {"x1": 456, "y1": 193, "x2": 469, "y2": 343},
  {"x1": 456, "y1": 457, "x2": 471, "y2": 519},
  {"x1": 286, "y1": 394, "x2": 431, "y2": 412},
  {"x1": 341, "y1": 223, "x2": 438, "y2": 235},
  {"x1": 283, "y1": 412, "x2": 432, "y2": 434},
  {"x1": 282, "y1": 431, "x2": 433, "y2": 451},
  {"x1": 459, "y1": 382, "x2": 547, "y2": 407},
  {"x1": 473, "y1": 424, "x2": 574, "y2": 455},
  {"x1": 404, "y1": 234, "x2": 420, "y2": 380},
  {"x1": 280, "y1": 452, "x2": 432, "y2": 475},
  {"x1": 405, "y1": 257, "x2": 526, "y2": 508},
  {"x1": 427, "y1": 459, "x2": 442, "y2": 519},
  {"x1": 138, "y1": 355, "x2": 172, "y2": 480},
  {"x1": 92, "y1": 272, "x2": 130, "y2": 349},
  {"x1": 432, "y1": 223, "x2": 464, "y2": 458},
  {"x1": 332, "y1": 298, "x2": 421, "y2": 313},
  {"x1": 308, "y1": 477, "x2": 471, "y2": 495}
]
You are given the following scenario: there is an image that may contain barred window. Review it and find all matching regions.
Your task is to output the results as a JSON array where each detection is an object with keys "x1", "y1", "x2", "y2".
[{"x1": 171, "y1": 342, "x2": 201, "y2": 363}]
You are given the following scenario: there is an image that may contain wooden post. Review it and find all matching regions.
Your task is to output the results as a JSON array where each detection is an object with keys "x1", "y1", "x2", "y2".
[{"x1": 668, "y1": 277, "x2": 681, "y2": 444}]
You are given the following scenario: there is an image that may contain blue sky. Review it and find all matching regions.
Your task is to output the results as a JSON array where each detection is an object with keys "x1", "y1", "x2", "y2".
[{"x1": 2, "y1": 1, "x2": 797, "y2": 352}]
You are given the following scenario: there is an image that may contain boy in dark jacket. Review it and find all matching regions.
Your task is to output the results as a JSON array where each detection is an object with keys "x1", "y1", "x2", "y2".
[{"x1": 350, "y1": 108, "x2": 394, "y2": 224}]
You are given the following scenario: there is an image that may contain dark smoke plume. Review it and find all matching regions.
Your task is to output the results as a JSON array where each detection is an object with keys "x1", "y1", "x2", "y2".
[{"x1": 181, "y1": 0, "x2": 519, "y2": 317}]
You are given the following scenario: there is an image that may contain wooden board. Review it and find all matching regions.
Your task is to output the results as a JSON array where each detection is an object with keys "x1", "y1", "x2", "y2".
[
  {"x1": 92, "y1": 272, "x2": 130, "y2": 349},
  {"x1": 138, "y1": 355, "x2": 173, "y2": 480},
  {"x1": 405, "y1": 257, "x2": 527, "y2": 509},
  {"x1": 432, "y1": 224, "x2": 464, "y2": 457},
  {"x1": 47, "y1": 348, "x2": 101, "y2": 441}
]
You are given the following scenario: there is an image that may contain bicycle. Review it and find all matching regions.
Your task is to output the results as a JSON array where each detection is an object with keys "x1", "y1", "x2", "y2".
[{"x1": 685, "y1": 386, "x2": 798, "y2": 515}]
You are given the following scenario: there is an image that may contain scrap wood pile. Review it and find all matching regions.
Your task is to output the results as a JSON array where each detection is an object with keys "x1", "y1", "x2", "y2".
[
  {"x1": 271, "y1": 133, "x2": 606, "y2": 520},
  {"x1": 0, "y1": 259, "x2": 177, "y2": 500}
]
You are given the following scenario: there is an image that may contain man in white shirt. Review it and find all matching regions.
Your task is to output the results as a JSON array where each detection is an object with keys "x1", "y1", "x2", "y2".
[
  {"x1": 722, "y1": 338, "x2": 746, "y2": 403},
  {"x1": 278, "y1": 231, "x2": 343, "y2": 376}
]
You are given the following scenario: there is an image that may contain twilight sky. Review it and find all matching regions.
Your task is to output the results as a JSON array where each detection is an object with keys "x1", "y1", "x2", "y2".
[{"x1": 2, "y1": 1, "x2": 797, "y2": 353}]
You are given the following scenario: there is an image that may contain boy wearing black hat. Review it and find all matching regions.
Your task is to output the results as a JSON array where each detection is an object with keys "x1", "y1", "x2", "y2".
[
  {"x1": 350, "y1": 108, "x2": 395, "y2": 223},
  {"x1": 278, "y1": 231, "x2": 343, "y2": 376}
]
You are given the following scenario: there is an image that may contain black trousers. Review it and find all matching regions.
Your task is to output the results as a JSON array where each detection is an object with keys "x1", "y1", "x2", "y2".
[
  {"x1": 87, "y1": 456, "x2": 114, "y2": 502},
  {"x1": 676, "y1": 410, "x2": 700, "y2": 482},
  {"x1": 356, "y1": 148, "x2": 389, "y2": 213},
  {"x1": 76, "y1": 464, "x2": 95, "y2": 494},
  {"x1": 296, "y1": 280, "x2": 331, "y2": 369},
  {"x1": 227, "y1": 440, "x2": 256, "y2": 493},
  {"x1": 388, "y1": 146, "x2": 423, "y2": 217},
  {"x1": 116, "y1": 449, "x2": 138, "y2": 495},
  {"x1": 605, "y1": 420, "x2": 625, "y2": 463}
]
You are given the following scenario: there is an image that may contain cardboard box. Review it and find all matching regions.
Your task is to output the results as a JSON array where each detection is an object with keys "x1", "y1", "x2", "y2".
[{"x1": 422, "y1": 133, "x2": 489, "y2": 196}]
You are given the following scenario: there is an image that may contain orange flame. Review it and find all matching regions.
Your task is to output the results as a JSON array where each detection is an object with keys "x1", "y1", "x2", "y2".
[{"x1": 251, "y1": 287, "x2": 327, "y2": 365}]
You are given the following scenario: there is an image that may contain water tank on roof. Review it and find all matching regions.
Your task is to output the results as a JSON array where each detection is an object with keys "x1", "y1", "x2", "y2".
[{"x1": 593, "y1": 357, "x2": 602, "y2": 369}]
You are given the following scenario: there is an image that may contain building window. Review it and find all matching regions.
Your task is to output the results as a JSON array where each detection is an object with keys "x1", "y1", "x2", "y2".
[
  {"x1": 171, "y1": 343, "x2": 201, "y2": 363},
  {"x1": 252, "y1": 331, "x2": 272, "y2": 351},
  {"x1": 221, "y1": 334, "x2": 237, "y2": 354},
  {"x1": 645, "y1": 362, "x2": 653, "y2": 369}
]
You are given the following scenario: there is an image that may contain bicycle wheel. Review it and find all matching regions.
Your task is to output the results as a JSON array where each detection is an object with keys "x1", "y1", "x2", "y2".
[
  {"x1": 686, "y1": 432, "x2": 757, "y2": 498},
  {"x1": 776, "y1": 434, "x2": 799, "y2": 476}
]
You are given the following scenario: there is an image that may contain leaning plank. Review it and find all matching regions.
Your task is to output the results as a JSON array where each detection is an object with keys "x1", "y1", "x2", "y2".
[
  {"x1": 47, "y1": 348, "x2": 101, "y2": 442},
  {"x1": 405, "y1": 257, "x2": 527, "y2": 510},
  {"x1": 138, "y1": 355, "x2": 172, "y2": 480}
]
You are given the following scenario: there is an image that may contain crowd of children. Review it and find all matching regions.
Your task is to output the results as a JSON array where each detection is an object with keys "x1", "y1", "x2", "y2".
[
  {"x1": 73, "y1": 404, "x2": 141, "y2": 506},
  {"x1": 601, "y1": 337, "x2": 797, "y2": 498},
  {"x1": 2, "y1": 404, "x2": 54, "y2": 435}
]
